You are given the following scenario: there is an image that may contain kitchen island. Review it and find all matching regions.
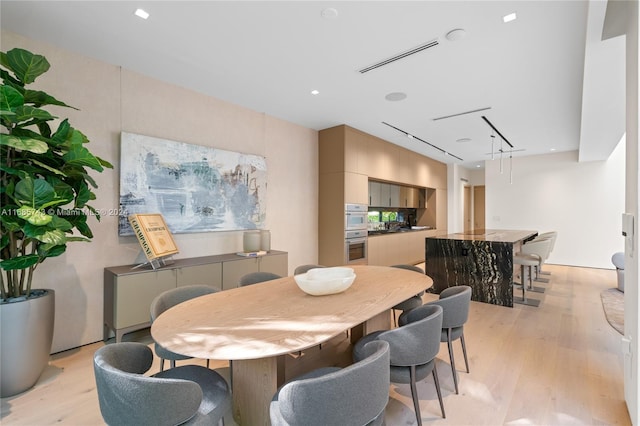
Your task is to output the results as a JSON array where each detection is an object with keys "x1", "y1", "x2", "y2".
[{"x1": 425, "y1": 229, "x2": 537, "y2": 307}]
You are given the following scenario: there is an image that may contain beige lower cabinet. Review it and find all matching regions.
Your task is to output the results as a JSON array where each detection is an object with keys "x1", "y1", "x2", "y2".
[
  {"x1": 222, "y1": 253, "x2": 288, "y2": 290},
  {"x1": 110, "y1": 270, "x2": 176, "y2": 339},
  {"x1": 104, "y1": 251, "x2": 288, "y2": 342},
  {"x1": 368, "y1": 232, "x2": 430, "y2": 266},
  {"x1": 176, "y1": 263, "x2": 223, "y2": 290}
]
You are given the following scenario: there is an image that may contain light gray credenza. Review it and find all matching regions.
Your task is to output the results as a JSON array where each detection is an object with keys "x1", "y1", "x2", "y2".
[{"x1": 103, "y1": 250, "x2": 288, "y2": 342}]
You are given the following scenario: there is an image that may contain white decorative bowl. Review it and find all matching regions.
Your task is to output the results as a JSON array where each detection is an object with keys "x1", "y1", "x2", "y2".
[{"x1": 294, "y1": 267, "x2": 356, "y2": 296}]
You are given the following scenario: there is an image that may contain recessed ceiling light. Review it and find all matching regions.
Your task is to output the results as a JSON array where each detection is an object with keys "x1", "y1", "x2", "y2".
[
  {"x1": 550, "y1": 148, "x2": 556, "y2": 151},
  {"x1": 476, "y1": 164, "x2": 482, "y2": 168},
  {"x1": 407, "y1": 134, "x2": 414, "y2": 139},
  {"x1": 445, "y1": 29, "x2": 467, "y2": 42},
  {"x1": 385, "y1": 92, "x2": 407, "y2": 101},
  {"x1": 321, "y1": 8, "x2": 338, "y2": 19},
  {"x1": 311, "y1": 89, "x2": 320, "y2": 95},
  {"x1": 456, "y1": 138, "x2": 472, "y2": 143},
  {"x1": 134, "y1": 8, "x2": 149, "y2": 20},
  {"x1": 503, "y1": 12, "x2": 517, "y2": 23}
]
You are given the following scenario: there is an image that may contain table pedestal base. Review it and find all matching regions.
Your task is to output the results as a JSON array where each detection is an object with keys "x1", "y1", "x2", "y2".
[{"x1": 231, "y1": 310, "x2": 393, "y2": 425}]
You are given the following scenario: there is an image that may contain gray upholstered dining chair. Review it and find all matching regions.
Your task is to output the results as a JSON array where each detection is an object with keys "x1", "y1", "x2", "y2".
[
  {"x1": 407, "y1": 285, "x2": 471, "y2": 395},
  {"x1": 293, "y1": 264, "x2": 326, "y2": 275},
  {"x1": 150, "y1": 285, "x2": 217, "y2": 371},
  {"x1": 390, "y1": 264, "x2": 425, "y2": 326},
  {"x1": 239, "y1": 271, "x2": 282, "y2": 286},
  {"x1": 93, "y1": 342, "x2": 231, "y2": 426},
  {"x1": 354, "y1": 304, "x2": 445, "y2": 425},
  {"x1": 270, "y1": 340, "x2": 390, "y2": 426}
]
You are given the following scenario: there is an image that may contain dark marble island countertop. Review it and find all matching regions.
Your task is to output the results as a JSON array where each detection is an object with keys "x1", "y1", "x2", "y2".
[
  {"x1": 428, "y1": 229, "x2": 537, "y2": 243},
  {"x1": 425, "y1": 229, "x2": 539, "y2": 307}
]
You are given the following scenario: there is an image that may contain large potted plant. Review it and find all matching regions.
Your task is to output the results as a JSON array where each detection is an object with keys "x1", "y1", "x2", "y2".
[{"x1": 0, "y1": 48, "x2": 112, "y2": 397}]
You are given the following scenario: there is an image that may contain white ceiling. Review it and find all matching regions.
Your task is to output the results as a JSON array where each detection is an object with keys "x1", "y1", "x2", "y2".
[{"x1": 0, "y1": 1, "x2": 625, "y2": 168}]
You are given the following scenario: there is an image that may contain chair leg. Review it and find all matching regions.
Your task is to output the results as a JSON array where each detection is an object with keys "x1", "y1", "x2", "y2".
[
  {"x1": 160, "y1": 358, "x2": 165, "y2": 372},
  {"x1": 206, "y1": 359, "x2": 210, "y2": 369},
  {"x1": 393, "y1": 310, "x2": 398, "y2": 328},
  {"x1": 432, "y1": 366, "x2": 446, "y2": 418},
  {"x1": 170, "y1": 359, "x2": 176, "y2": 369},
  {"x1": 460, "y1": 333, "x2": 470, "y2": 373},
  {"x1": 409, "y1": 365, "x2": 422, "y2": 426},
  {"x1": 446, "y1": 329, "x2": 458, "y2": 394}
]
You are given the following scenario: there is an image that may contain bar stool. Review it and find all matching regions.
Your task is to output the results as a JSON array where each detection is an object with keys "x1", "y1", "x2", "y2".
[
  {"x1": 531, "y1": 232, "x2": 557, "y2": 276},
  {"x1": 521, "y1": 238, "x2": 552, "y2": 287},
  {"x1": 513, "y1": 253, "x2": 541, "y2": 307}
]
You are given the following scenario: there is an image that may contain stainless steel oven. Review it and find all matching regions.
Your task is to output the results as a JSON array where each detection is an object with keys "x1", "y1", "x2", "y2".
[
  {"x1": 344, "y1": 204, "x2": 368, "y2": 264},
  {"x1": 345, "y1": 203, "x2": 367, "y2": 231},
  {"x1": 345, "y1": 230, "x2": 368, "y2": 265}
]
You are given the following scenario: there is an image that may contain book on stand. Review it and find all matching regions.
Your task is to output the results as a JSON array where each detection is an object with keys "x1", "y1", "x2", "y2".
[{"x1": 128, "y1": 214, "x2": 179, "y2": 265}]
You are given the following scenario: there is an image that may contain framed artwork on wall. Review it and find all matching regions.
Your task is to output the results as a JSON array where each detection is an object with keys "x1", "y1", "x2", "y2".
[{"x1": 119, "y1": 132, "x2": 267, "y2": 236}]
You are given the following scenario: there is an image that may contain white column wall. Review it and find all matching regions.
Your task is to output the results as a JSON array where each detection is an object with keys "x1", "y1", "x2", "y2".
[
  {"x1": 623, "y1": 0, "x2": 639, "y2": 421},
  {"x1": 484, "y1": 147, "x2": 625, "y2": 269}
]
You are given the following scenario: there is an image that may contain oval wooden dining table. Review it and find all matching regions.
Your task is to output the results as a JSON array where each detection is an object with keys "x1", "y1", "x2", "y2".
[{"x1": 151, "y1": 264, "x2": 434, "y2": 426}]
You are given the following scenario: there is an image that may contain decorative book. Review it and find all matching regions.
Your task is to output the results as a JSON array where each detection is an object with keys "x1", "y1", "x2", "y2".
[
  {"x1": 236, "y1": 251, "x2": 267, "y2": 257},
  {"x1": 128, "y1": 213, "x2": 179, "y2": 261}
]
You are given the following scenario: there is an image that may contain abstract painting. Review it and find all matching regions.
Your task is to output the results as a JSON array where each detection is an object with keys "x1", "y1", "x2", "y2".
[{"x1": 119, "y1": 132, "x2": 267, "y2": 236}]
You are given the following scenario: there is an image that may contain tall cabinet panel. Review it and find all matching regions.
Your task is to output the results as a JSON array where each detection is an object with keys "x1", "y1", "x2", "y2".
[{"x1": 319, "y1": 124, "x2": 448, "y2": 267}]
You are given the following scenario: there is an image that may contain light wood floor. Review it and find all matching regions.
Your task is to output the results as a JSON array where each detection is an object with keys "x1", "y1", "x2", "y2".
[{"x1": 0, "y1": 264, "x2": 631, "y2": 425}]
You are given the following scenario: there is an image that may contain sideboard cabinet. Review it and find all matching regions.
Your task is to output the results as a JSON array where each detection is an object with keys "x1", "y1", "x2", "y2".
[{"x1": 104, "y1": 250, "x2": 287, "y2": 342}]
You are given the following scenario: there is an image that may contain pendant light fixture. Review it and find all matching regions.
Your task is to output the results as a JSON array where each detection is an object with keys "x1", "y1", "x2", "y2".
[
  {"x1": 490, "y1": 132, "x2": 495, "y2": 160},
  {"x1": 499, "y1": 138, "x2": 504, "y2": 174},
  {"x1": 509, "y1": 148, "x2": 513, "y2": 184},
  {"x1": 482, "y1": 116, "x2": 518, "y2": 182}
]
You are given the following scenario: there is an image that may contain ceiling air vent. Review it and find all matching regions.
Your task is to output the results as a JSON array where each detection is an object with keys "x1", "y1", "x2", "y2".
[{"x1": 359, "y1": 39, "x2": 439, "y2": 74}]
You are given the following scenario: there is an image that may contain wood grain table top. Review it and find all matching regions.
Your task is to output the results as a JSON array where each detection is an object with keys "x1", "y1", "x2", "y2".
[{"x1": 150, "y1": 265, "x2": 433, "y2": 360}]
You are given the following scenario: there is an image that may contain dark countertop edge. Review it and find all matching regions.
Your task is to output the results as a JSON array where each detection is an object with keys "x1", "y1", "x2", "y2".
[
  {"x1": 105, "y1": 250, "x2": 288, "y2": 275},
  {"x1": 368, "y1": 228, "x2": 436, "y2": 237},
  {"x1": 426, "y1": 230, "x2": 538, "y2": 243}
]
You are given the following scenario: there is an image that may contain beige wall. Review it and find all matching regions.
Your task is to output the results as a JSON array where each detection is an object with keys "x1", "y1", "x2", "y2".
[{"x1": 2, "y1": 31, "x2": 319, "y2": 353}]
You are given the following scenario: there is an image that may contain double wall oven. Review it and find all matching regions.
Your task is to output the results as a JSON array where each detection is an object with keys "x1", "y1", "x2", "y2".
[{"x1": 345, "y1": 203, "x2": 368, "y2": 265}]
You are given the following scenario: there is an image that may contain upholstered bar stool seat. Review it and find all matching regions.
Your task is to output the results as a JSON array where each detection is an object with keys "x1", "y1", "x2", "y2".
[{"x1": 513, "y1": 254, "x2": 540, "y2": 307}]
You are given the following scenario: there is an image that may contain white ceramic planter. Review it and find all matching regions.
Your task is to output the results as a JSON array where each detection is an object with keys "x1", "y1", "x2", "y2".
[{"x1": 0, "y1": 289, "x2": 55, "y2": 397}]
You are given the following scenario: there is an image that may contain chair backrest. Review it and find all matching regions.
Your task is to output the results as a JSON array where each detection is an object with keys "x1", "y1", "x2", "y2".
[
  {"x1": 294, "y1": 264, "x2": 326, "y2": 275},
  {"x1": 239, "y1": 271, "x2": 282, "y2": 286},
  {"x1": 427, "y1": 286, "x2": 471, "y2": 329},
  {"x1": 379, "y1": 304, "x2": 443, "y2": 367},
  {"x1": 272, "y1": 340, "x2": 390, "y2": 426},
  {"x1": 391, "y1": 264, "x2": 424, "y2": 274},
  {"x1": 521, "y1": 238, "x2": 552, "y2": 262},
  {"x1": 150, "y1": 285, "x2": 217, "y2": 322},
  {"x1": 612, "y1": 252, "x2": 624, "y2": 270},
  {"x1": 93, "y1": 342, "x2": 202, "y2": 426},
  {"x1": 536, "y1": 231, "x2": 557, "y2": 252}
]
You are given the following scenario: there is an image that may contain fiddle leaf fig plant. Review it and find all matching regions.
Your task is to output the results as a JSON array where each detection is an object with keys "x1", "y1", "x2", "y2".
[{"x1": 0, "y1": 48, "x2": 113, "y2": 300}]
